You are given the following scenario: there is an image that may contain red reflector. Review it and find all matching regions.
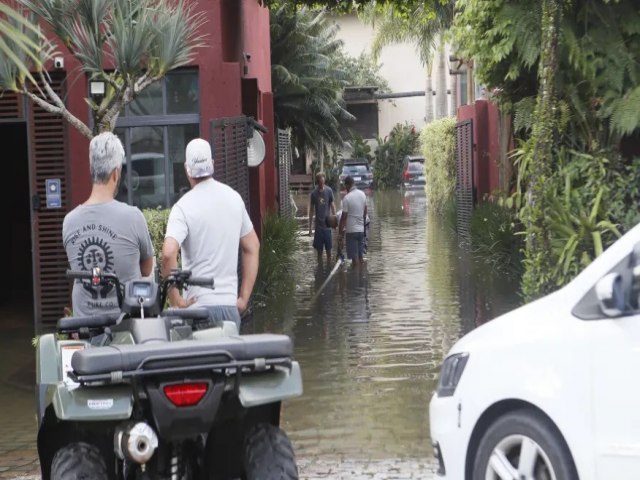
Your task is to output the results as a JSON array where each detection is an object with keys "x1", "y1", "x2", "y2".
[{"x1": 163, "y1": 383, "x2": 208, "y2": 407}]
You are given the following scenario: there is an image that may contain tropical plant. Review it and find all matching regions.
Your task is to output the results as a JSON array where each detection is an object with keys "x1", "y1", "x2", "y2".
[
  {"x1": 334, "y1": 50, "x2": 390, "y2": 92},
  {"x1": 348, "y1": 132, "x2": 374, "y2": 162},
  {"x1": 142, "y1": 207, "x2": 171, "y2": 272},
  {"x1": 373, "y1": 122, "x2": 420, "y2": 189},
  {"x1": 271, "y1": 4, "x2": 354, "y2": 153},
  {"x1": 419, "y1": 116, "x2": 456, "y2": 214},
  {"x1": 0, "y1": 3, "x2": 53, "y2": 89},
  {"x1": 454, "y1": 0, "x2": 640, "y2": 299},
  {"x1": 254, "y1": 211, "x2": 299, "y2": 301},
  {"x1": 2, "y1": 0, "x2": 206, "y2": 138},
  {"x1": 469, "y1": 200, "x2": 522, "y2": 277}
]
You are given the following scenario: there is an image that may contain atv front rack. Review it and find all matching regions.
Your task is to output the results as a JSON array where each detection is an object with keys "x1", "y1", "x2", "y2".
[{"x1": 69, "y1": 334, "x2": 294, "y2": 385}]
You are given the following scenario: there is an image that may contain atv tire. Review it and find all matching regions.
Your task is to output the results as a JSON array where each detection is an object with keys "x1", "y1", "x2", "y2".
[
  {"x1": 243, "y1": 424, "x2": 298, "y2": 480},
  {"x1": 51, "y1": 442, "x2": 108, "y2": 480}
]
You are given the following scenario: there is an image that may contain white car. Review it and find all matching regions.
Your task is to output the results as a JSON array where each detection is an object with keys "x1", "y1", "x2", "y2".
[{"x1": 430, "y1": 222, "x2": 640, "y2": 480}]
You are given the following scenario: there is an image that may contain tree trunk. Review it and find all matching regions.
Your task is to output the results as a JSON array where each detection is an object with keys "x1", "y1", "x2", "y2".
[
  {"x1": 449, "y1": 68, "x2": 458, "y2": 117},
  {"x1": 425, "y1": 63, "x2": 434, "y2": 124},
  {"x1": 521, "y1": 0, "x2": 563, "y2": 300},
  {"x1": 434, "y1": 39, "x2": 447, "y2": 120}
]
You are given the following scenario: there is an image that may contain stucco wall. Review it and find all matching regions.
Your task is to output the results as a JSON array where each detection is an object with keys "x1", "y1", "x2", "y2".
[{"x1": 330, "y1": 14, "x2": 427, "y2": 139}]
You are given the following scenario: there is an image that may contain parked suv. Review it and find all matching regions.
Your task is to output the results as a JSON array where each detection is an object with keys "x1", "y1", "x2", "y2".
[
  {"x1": 339, "y1": 159, "x2": 374, "y2": 190},
  {"x1": 430, "y1": 222, "x2": 640, "y2": 480},
  {"x1": 402, "y1": 155, "x2": 425, "y2": 190}
]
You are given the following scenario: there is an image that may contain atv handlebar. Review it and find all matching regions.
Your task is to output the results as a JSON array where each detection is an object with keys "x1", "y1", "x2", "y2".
[
  {"x1": 67, "y1": 269, "x2": 124, "y2": 308},
  {"x1": 184, "y1": 277, "x2": 215, "y2": 288}
]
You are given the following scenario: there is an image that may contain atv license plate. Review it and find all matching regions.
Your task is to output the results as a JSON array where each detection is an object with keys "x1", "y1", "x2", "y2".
[
  {"x1": 354, "y1": 176, "x2": 362, "y2": 181},
  {"x1": 418, "y1": 176, "x2": 425, "y2": 181},
  {"x1": 61, "y1": 344, "x2": 85, "y2": 390}
]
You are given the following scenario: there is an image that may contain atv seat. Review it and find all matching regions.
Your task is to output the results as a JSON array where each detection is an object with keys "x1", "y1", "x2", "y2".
[
  {"x1": 57, "y1": 313, "x2": 120, "y2": 332},
  {"x1": 71, "y1": 334, "x2": 293, "y2": 376}
]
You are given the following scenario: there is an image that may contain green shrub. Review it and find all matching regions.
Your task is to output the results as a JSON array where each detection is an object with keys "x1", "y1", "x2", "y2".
[
  {"x1": 142, "y1": 208, "x2": 171, "y2": 269},
  {"x1": 470, "y1": 200, "x2": 523, "y2": 277},
  {"x1": 420, "y1": 117, "x2": 457, "y2": 215},
  {"x1": 255, "y1": 211, "x2": 299, "y2": 300},
  {"x1": 373, "y1": 122, "x2": 420, "y2": 189}
]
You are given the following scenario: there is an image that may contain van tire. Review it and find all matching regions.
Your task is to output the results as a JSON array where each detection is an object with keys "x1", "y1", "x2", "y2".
[
  {"x1": 51, "y1": 442, "x2": 107, "y2": 480},
  {"x1": 243, "y1": 423, "x2": 298, "y2": 480}
]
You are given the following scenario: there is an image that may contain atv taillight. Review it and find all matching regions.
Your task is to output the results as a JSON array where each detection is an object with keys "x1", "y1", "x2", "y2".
[{"x1": 163, "y1": 383, "x2": 208, "y2": 407}]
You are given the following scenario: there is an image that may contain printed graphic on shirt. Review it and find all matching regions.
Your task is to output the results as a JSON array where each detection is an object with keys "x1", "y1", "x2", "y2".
[{"x1": 73, "y1": 228, "x2": 116, "y2": 300}]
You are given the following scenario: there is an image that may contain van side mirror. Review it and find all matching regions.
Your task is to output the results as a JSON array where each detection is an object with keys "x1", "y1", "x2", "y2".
[{"x1": 596, "y1": 273, "x2": 625, "y2": 317}]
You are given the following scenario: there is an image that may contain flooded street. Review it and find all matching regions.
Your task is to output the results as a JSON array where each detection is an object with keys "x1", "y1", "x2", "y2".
[
  {"x1": 0, "y1": 190, "x2": 520, "y2": 479},
  {"x1": 249, "y1": 190, "x2": 520, "y2": 467}
]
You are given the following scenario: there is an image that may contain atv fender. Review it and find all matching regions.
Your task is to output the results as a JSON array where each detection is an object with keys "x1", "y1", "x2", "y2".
[
  {"x1": 238, "y1": 361, "x2": 303, "y2": 408},
  {"x1": 51, "y1": 383, "x2": 133, "y2": 421}
]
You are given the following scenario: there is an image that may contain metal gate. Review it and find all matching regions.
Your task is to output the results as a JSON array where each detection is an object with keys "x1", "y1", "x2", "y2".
[
  {"x1": 210, "y1": 116, "x2": 250, "y2": 210},
  {"x1": 455, "y1": 119, "x2": 474, "y2": 241},
  {"x1": 277, "y1": 128, "x2": 293, "y2": 217}
]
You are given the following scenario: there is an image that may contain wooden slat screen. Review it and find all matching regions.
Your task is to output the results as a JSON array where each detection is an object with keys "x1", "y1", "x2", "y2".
[
  {"x1": 455, "y1": 119, "x2": 474, "y2": 242},
  {"x1": 28, "y1": 74, "x2": 70, "y2": 332},
  {"x1": 0, "y1": 91, "x2": 22, "y2": 119},
  {"x1": 277, "y1": 128, "x2": 293, "y2": 217},
  {"x1": 210, "y1": 116, "x2": 250, "y2": 210}
]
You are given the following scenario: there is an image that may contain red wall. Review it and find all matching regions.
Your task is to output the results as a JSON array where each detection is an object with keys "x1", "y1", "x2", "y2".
[
  {"x1": 49, "y1": 0, "x2": 276, "y2": 232},
  {"x1": 457, "y1": 100, "x2": 501, "y2": 202}
]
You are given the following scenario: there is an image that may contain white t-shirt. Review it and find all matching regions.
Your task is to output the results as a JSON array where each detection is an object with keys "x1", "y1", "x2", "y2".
[
  {"x1": 165, "y1": 178, "x2": 253, "y2": 307},
  {"x1": 341, "y1": 188, "x2": 367, "y2": 233}
]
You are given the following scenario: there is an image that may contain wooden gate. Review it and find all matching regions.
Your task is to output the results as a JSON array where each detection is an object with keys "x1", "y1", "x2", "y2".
[
  {"x1": 455, "y1": 119, "x2": 474, "y2": 241},
  {"x1": 277, "y1": 128, "x2": 293, "y2": 217},
  {"x1": 210, "y1": 116, "x2": 250, "y2": 210}
]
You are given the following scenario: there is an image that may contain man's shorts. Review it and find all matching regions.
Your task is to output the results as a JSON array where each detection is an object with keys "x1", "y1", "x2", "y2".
[
  {"x1": 313, "y1": 228, "x2": 332, "y2": 252},
  {"x1": 203, "y1": 305, "x2": 241, "y2": 330},
  {"x1": 346, "y1": 232, "x2": 365, "y2": 260}
]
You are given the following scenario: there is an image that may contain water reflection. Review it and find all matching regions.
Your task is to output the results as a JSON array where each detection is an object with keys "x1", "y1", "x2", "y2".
[{"x1": 250, "y1": 190, "x2": 520, "y2": 460}]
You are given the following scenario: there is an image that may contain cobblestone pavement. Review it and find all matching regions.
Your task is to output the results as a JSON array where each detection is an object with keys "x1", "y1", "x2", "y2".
[{"x1": 0, "y1": 318, "x2": 40, "y2": 480}]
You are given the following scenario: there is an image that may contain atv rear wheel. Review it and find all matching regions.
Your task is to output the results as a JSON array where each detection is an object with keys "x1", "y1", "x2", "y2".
[
  {"x1": 243, "y1": 424, "x2": 298, "y2": 480},
  {"x1": 51, "y1": 442, "x2": 108, "y2": 480}
]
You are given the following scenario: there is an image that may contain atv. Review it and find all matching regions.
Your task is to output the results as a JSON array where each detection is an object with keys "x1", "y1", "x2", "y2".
[{"x1": 36, "y1": 268, "x2": 303, "y2": 479}]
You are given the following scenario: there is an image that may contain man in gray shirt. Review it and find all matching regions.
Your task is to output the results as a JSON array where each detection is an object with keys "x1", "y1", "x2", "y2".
[
  {"x1": 308, "y1": 172, "x2": 336, "y2": 263},
  {"x1": 62, "y1": 132, "x2": 154, "y2": 317}
]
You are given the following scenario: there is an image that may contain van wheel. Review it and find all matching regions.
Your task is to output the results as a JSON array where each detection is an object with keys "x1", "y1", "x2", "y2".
[
  {"x1": 473, "y1": 409, "x2": 577, "y2": 480},
  {"x1": 51, "y1": 442, "x2": 107, "y2": 480},
  {"x1": 243, "y1": 424, "x2": 298, "y2": 480}
]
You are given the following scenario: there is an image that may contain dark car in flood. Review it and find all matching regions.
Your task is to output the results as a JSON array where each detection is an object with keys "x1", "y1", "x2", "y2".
[
  {"x1": 339, "y1": 159, "x2": 374, "y2": 191},
  {"x1": 402, "y1": 156, "x2": 425, "y2": 190}
]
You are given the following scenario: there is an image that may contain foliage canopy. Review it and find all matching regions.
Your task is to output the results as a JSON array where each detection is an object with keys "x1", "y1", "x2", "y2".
[{"x1": 2, "y1": 0, "x2": 206, "y2": 138}]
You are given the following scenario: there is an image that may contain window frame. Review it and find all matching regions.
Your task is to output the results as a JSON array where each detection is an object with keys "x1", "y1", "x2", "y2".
[{"x1": 114, "y1": 70, "x2": 201, "y2": 209}]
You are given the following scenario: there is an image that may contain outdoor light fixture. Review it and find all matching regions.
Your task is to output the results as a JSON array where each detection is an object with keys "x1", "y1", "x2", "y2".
[{"x1": 89, "y1": 80, "x2": 106, "y2": 101}]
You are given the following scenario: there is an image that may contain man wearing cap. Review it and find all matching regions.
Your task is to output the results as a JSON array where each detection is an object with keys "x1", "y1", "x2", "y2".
[
  {"x1": 339, "y1": 176, "x2": 368, "y2": 267},
  {"x1": 161, "y1": 138, "x2": 260, "y2": 330}
]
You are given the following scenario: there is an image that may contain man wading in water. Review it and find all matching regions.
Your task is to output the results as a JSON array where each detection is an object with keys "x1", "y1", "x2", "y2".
[{"x1": 308, "y1": 172, "x2": 336, "y2": 263}]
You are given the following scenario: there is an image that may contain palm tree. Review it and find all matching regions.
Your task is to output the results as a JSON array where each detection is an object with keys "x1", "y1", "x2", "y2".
[
  {"x1": 1, "y1": 0, "x2": 206, "y2": 138},
  {"x1": 270, "y1": 4, "x2": 354, "y2": 154},
  {"x1": 368, "y1": 1, "x2": 455, "y2": 121},
  {"x1": 0, "y1": 3, "x2": 52, "y2": 89}
]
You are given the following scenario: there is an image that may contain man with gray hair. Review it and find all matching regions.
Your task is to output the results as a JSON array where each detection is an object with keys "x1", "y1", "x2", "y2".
[
  {"x1": 162, "y1": 138, "x2": 259, "y2": 330},
  {"x1": 62, "y1": 132, "x2": 155, "y2": 317}
]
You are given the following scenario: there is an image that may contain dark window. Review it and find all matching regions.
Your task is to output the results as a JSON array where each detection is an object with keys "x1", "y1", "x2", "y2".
[
  {"x1": 408, "y1": 161, "x2": 424, "y2": 172},
  {"x1": 115, "y1": 71, "x2": 200, "y2": 209},
  {"x1": 344, "y1": 103, "x2": 379, "y2": 140},
  {"x1": 342, "y1": 164, "x2": 370, "y2": 175}
]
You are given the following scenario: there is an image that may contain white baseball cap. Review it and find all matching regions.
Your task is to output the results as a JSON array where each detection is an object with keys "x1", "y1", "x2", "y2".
[{"x1": 185, "y1": 138, "x2": 214, "y2": 178}]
